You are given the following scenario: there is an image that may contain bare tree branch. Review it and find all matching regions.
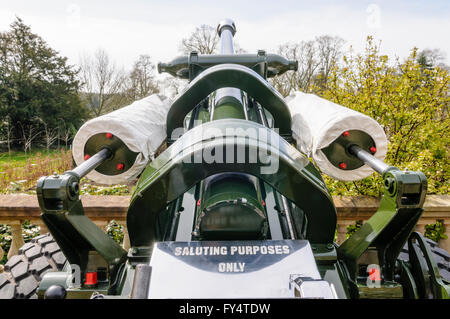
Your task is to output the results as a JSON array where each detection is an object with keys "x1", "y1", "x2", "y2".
[
  {"x1": 79, "y1": 48, "x2": 127, "y2": 116},
  {"x1": 180, "y1": 25, "x2": 219, "y2": 54}
]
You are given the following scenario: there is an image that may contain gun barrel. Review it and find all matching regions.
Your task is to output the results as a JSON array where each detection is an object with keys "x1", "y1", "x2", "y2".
[
  {"x1": 217, "y1": 19, "x2": 236, "y2": 54},
  {"x1": 214, "y1": 19, "x2": 244, "y2": 118}
]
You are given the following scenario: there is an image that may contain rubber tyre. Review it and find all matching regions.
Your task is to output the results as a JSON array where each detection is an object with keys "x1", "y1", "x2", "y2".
[
  {"x1": 398, "y1": 237, "x2": 450, "y2": 283},
  {"x1": 0, "y1": 233, "x2": 67, "y2": 299}
]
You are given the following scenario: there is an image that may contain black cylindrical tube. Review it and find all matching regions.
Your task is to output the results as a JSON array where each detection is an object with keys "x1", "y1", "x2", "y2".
[
  {"x1": 72, "y1": 148, "x2": 111, "y2": 178},
  {"x1": 348, "y1": 144, "x2": 389, "y2": 174}
]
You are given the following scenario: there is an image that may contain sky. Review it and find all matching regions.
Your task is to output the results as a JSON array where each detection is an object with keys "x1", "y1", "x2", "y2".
[{"x1": 0, "y1": 0, "x2": 449, "y2": 75}]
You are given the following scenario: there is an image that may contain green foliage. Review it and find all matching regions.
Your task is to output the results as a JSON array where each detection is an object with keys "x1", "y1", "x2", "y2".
[
  {"x1": 319, "y1": 36, "x2": 449, "y2": 195},
  {"x1": 424, "y1": 220, "x2": 448, "y2": 243},
  {"x1": 106, "y1": 220, "x2": 124, "y2": 244},
  {"x1": 79, "y1": 178, "x2": 130, "y2": 195},
  {"x1": 0, "y1": 17, "x2": 88, "y2": 151},
  {"x1": 346, "y1": 220, "x2": 364, "y2": 239},
  {"x1": 0, "y1": 224, "x2": 11, "y2": 264}
]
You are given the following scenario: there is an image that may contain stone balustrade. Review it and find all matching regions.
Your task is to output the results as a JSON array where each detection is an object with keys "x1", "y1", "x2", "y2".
[{"x1": 0, "y1": 194, "x2": 449, "y2": 267}]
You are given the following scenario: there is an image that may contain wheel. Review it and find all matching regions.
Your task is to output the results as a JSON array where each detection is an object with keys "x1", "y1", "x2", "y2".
[
  {"x1": 0, "y1": 233, "x2": 66, "y2": 299},
  {"x1": 398, "y1": 237, "x2": 450, "y2": 283}
]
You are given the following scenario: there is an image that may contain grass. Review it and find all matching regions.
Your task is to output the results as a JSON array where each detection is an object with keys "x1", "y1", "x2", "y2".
[
  {"x1": 0, "y1": 148, "x2": 133, "y2": 195},
  {"x1": 0, "y1": 148, "x2": 131, "y2": 264},
  {"x1": 0, "y1": 149, "x2": 63, "y2": 163},
  {"x1": 0, "y1": 149, "x2": 73, "y2": 194}
]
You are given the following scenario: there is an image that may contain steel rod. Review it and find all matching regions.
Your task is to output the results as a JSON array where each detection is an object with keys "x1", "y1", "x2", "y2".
[
  {"x1": 348, "y1": 144, "x2": 389, "y2": 174},
  {"x1": 71, "y1": 148, "x2": 111, "y2": 178}
]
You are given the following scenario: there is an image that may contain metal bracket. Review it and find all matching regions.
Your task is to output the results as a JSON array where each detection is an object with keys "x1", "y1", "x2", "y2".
[
  {"x1": 36, "y1": 152, "x2": 127, "y2": 294},
  {"x1": 166, "y1": 64, "x2": 292, "y2": 143},
  {"x1": 407, "y1": 232, "x2": 450, "y2": 298},
  {"x1": 337, "y1": 166, "x2": 428, "y2": 296}
]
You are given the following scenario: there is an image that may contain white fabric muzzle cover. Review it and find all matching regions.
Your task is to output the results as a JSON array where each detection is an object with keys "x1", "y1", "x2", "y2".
[
  {"x1": 286, "y1": 91, "x2": 388, "y2": 181},
  {"x1": 72, "y1": 94, "x2": 172, "y2": 184}
]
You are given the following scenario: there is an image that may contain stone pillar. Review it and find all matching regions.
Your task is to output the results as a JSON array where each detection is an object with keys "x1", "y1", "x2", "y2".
[
  {"x1": 337, "y1": 223, "x2": 348, "y2": 245},
  {"x1": 415, "y1": 223, "x2": 426, "y2": 235},
  {"x1": 440, "y1": 219, "x2": 450, "y2": 252},
  {"x1": 122, "y1": 225, "x2": 130, "y2": 251},
  {"x1": 115, "y1": 221, "x2": 130, "y2": 251},
  {"x1": 8, "y1": 221, "x2": 25, "y2": 260},
  {"x1": 0, "y1": 244, "x2": 4, "y2": 263}
]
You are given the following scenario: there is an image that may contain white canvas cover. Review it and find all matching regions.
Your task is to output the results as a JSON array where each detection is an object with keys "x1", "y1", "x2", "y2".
[
  {"x1": 72, "y1": 94, "x2": 172, "y2": 184},
  {"x1": 286, "y1": 91, "x2": 388, "y2": 181}
]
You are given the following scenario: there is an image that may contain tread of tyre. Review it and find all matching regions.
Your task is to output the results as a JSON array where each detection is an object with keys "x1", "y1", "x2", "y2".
[
  {"x1": 398, "y1": 237, "x2": 450, "y2": 283},
  {"x1": 0, "y1": 233, "x2": 67, "y2": 299}
]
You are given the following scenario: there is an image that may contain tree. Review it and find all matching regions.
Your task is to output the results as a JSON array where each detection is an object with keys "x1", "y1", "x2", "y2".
[
  {"x1": 315, "y1": 35, "x2": 345, "y2": 90},
  {"x1": 270, "y1": 36, "x2": 345, "y2": 96},
  {"x1": 59, "y1": 119, "x2": 76, "y2": 149},
  {"x1": 180, "y1": 25, "x2": 219, "y2": 54},
  {"x1": 18, "y1": 120, "x2": 41, "y2": 153},
  {"x1": 79, "y1": 48, "x2": 127, "y2": 116},
  {"x1": 271, "y1": 41, "x2": 320, "y2": 96},
  {"x1": 321, "y1": 37, "x2": 449, "y2": 195},
  {"x1": 0, "y1": 17, "x2": 87, "y2": 151},
  {"x1": 125, "y1": 55, "x2": 159, "y2": 101},
  {"x1": 37, "y1": 117, "x2": 58, "y2": 151},
  {"x1": 0, "y1": 116, "x2": 14, "y2": 154},
  {"x1": 417, "y1": 48, "x2": 448, "y2": 70}
]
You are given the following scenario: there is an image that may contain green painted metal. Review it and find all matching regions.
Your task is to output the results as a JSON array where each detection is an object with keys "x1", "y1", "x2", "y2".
[
  {"x1": 158, "y1": 52, "x2": 298, "y2": 80},
  {"x1": 408, "y1": 232, "x2": 450, "y2": 298},
  {"x1": 37, "y1": 168, "x2": 127, "y2": 294},
  {"x1": 33, "y1": 18, "x2": 449, "y2": 299},
  {"x1": 212, "y1": 100, "x2": 245, "y2": 120},
  {"x1": 398, "y1": 260, "x2": 420, "y2": 298},
  {"x1": 128, "y1": 119, "x2": 336, "y2": 246},
  {"x1": 165, "y1": 64, "x2": 292, "y2": 142},
  {"x1": 195, "y1": 173, "x2": 268, "y2": 240},
  {"x1": 337, "y1": 167, "x2": 428, "y2": 297}
]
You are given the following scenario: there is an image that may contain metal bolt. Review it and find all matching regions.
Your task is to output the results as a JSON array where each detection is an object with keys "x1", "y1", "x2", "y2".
[{"x1": 327, "y1": 243, "x2": 334, "y2": 250}]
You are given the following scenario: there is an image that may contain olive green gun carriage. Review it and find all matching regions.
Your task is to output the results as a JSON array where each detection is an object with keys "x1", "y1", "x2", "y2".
[{"x1": 1, "y1": 19, "x2": 449, "y2": 299}]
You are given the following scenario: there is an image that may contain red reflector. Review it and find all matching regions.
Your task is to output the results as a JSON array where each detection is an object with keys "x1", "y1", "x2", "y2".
[
  {"x1": 342, "y1": 131, "x2": 350, "y2": 137},
  {"x1": 197, "y1": 199, "x2": 201, "y2": 207},
  {"x1": 339, "y1": 162, "x2": 347, "y2": 170},
  {"x1": 105, "y1": 133, "x2": 113, "y2": 139},
  {"x1": 116, "y1": 163, "x2": 124, "y2": 171},
  {"x1": 370, "y1": 146, "x2": 377, "y2": 154},
  {"x1": 84, "y1": 154, "x2": 90, "y2": 160},
  {"x1": 368, "y1": 267, "x2": 381, "y2": 282},
  {"x1": 85, "y1": 272, "x2": 97, "y2": 285}
]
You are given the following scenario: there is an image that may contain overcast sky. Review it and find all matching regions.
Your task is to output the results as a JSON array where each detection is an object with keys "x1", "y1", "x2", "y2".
[{"x1": 0, "y1": 0, "x2": 449, "y2": 73}]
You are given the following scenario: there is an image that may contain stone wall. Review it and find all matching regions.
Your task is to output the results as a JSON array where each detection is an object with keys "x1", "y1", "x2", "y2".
[{"x1": 0, "y1": 194, "x2": 449, "y2": 266}]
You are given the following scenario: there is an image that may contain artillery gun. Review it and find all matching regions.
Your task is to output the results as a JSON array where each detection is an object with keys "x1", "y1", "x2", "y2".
[{"x1": 0, "y1": 19, "x2": 449, "y2": 299}]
